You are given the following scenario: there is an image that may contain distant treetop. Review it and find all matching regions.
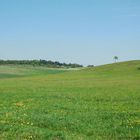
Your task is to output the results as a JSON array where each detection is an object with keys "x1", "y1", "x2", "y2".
[
  {"x1": 113, "y1": 56, "x2": 119, "y2": 63},
  {"x1": 0, "y1": 59, "x2": 83, "y2": 68}
]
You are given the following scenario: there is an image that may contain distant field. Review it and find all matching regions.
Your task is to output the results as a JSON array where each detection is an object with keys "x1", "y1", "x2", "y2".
[{"x1": 0, "y1": 61, "x2": 140, "y2": 140}]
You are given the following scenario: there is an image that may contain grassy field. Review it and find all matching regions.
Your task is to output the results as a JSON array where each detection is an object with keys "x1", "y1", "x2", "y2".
[{"x1": 0, "y1": 61, "x2": 140, "y2": 140}]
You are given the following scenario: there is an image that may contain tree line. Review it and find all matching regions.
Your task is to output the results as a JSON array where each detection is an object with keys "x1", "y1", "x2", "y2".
[{"x1": 0, "y1": 60, "x2": 83, "y2": 68}]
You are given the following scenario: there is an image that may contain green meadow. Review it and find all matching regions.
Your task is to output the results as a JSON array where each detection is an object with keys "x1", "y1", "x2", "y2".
[{"x1": 0, "y1": 61, "x2": 140, "y2": 140}]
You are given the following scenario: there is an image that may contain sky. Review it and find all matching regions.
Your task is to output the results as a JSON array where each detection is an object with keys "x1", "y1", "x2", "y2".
[{"x1": 0, "y1": 0, "x2": 140, "y2": 66}]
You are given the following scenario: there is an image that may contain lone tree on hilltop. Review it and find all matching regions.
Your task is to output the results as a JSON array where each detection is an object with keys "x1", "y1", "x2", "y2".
[{"x1": 114, "y1": 56, "x2": 118, "y2": 63}]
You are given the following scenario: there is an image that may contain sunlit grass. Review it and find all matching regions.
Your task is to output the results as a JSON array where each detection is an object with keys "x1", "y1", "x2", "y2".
[{"x1": 0, "y1": 61, "x2": 140, "y2": 139}]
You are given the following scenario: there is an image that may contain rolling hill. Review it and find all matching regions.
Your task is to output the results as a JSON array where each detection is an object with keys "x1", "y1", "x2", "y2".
[{"x1": 0, "y1": 60, "x2": 140, "y2": 139}]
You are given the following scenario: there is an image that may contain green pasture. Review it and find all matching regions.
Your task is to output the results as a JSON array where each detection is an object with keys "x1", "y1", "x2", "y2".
[{"x1": 0, "y1": 61, "x2": 140, "y2": 140}]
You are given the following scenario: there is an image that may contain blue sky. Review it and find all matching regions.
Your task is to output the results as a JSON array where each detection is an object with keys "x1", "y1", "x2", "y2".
[{"x1": 0, "y1": 0, "x2": 140, "y2": 65}]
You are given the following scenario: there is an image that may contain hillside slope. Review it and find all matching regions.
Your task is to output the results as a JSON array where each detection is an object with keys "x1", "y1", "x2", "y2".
[{"x1": 0, "y1": 60, "x2": 140, "y2": 140}]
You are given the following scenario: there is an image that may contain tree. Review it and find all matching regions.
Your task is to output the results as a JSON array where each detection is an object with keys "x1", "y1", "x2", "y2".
[
  {"x1": 114, "y1": 56, "x2": 118, "y2": 63},
  {"x1": 87, "y1": 65, "x2": 94, "y2": 67}
]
